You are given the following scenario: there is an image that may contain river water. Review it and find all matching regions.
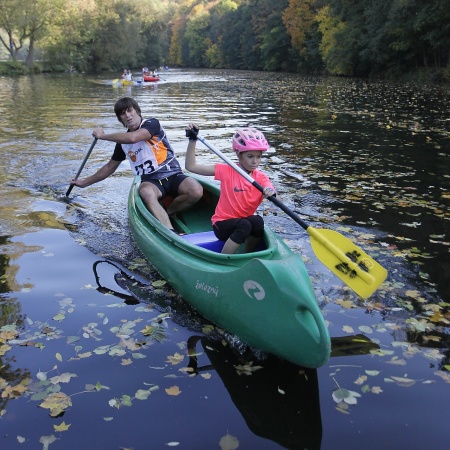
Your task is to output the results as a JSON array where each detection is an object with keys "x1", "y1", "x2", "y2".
[{"x1": 0, "y1": 69, "x2": 449, "y2": 449}]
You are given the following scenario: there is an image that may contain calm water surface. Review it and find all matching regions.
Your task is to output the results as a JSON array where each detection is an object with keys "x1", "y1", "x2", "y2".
[{"x1": 0, "y1": 69, "x2": 449, "y2": 449}]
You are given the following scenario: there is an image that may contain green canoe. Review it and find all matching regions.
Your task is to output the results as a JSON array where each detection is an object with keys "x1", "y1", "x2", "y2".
[{"x1": 128, "y1": 175, "x2": 331, "y2": 368}]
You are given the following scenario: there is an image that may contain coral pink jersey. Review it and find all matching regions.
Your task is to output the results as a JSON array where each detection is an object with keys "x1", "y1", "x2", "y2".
[{"x1": 212, "y1": 164, "x2": 274, "y2": 224}]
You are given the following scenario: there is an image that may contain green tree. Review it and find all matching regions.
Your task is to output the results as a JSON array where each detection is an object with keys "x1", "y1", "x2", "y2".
[
  {"x1": 40, "y1": 0, "x2": 99, "y2": 72},
  {"x1": 282, "y1": 0, "x2": 316, "y2": 56},
  {"x1": 0, "y1": 0, "x2": 64, "y2": 66},
  {"x1": 168, "y1": 18, "x2": 186, "y2": 66},
  {"x1": 386, "y1": 0, "x2": 450, "y2": 72},
  {"x1": 184, "y1": 5, "x2": 211, "y2": 67},
  {"x1": 88, "y1": 0, "x2": 145, "y2": 72},
  {"x1": 316, "y1": 4, "x2": 352, "y2": 75}
]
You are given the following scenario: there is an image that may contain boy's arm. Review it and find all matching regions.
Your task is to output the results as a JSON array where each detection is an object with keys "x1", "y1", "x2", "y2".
[{"x1": 70, "y1": 159, "x2": 121, "y2": 188}]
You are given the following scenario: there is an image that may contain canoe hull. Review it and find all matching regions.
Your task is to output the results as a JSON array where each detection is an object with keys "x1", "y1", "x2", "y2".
[{"x1": 128, "y1": 176, "x2": 330, "y2": 368}]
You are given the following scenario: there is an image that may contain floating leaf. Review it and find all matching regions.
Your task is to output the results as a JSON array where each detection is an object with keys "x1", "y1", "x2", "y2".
[
  {"x1": 387, "y1": 356, "x2": 406, "y2": 366},
  {"x1": 202, "y1": 324, "x2": 215, "y2": 335},
  {"x1": 52, "y1": 313, "x2": 65, "y2": 322},
  {"x1": 234, "y1": 361, "x2": 263, "y2": 376},
  {"x1": 109, "y1": 348, "x2": 126, "y2": 357},
  {"x1": 121, "y1": 395, "x2": 133, "y2": 407},
  {"x1": 55, "y1": 353, "x2": 63, "y2": 362},
  {"x1": 332, "y1": 388, "x2": 361, "y2": 405},
  {"x1": 37, "y1": 371, "x2": 48, "y2": 381},
  {"x1": 423, "y1": 335, "x2": 442, "y2": 343},
  {"x1": 94, "y1": 382, "x2": 110, "y2": 391},
  {"x1": 1, "y1": 383, "x2": 28, "y2": 399},
  {"x1": 422, "y1": 349, "x2": 445, "y2": 361},
  {"x1": 39, "y1": 392, "x2": 72, "y2": 417},
  {"x1": 54, "y1": 422, "x2": 71, "y2": 432},
  {"x1": 370, "y1": 348, "x2": 394, "y2": 356},
  {"x1": 354, "y1": 375, "x2": 367, "y2": 385},
  {"x1": 219, "y1": 433, "x2": 239, "y2": 450},
  {"x1": 358, "y1": 326, "x2": 373, "y2": 334},
  {"x1": 135, "y1": 389, "x2": 152, "y2": 400},
  {"x1": 336, "y1": 299, "x2": 355, "y2": 309},
  {"x1": 39, "y1": 435, "x2": 57, "y2": 450},
  {"x1": 390, "y1": 376, "x2": 416, "y2": 387},
  {"x1": 140, "y1": 325, "x2": 154, "y2": 336},
  {"x1": 405, "y1": 290, "x2": 421, "y2": 299},
  {"x1": 165, "y1": 385, "x2": 181, "y2": 396},
  {"x1": 49, "y1": 373, "x2": 77, "y2": 384},
  {"x1": 166, "y1": 353, "x2": 184, "y2": 365},
  {"x1": 109, "y1": 398, "x2": 120, "y2": 408},
  {"x1": 93, "y1": 345, "x2": 110, "y2": 355},
  {"x1": 435, "y1": 371, "x2": 450, "y2": 383}
]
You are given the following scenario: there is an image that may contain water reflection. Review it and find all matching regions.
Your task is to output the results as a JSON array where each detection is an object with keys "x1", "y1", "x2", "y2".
[
  {"x1": 0, "y1": 236, "x2": 29, "y2": 417},
  {"x1": 188, "y1": 336, "x2": 322, "y2": 450}
]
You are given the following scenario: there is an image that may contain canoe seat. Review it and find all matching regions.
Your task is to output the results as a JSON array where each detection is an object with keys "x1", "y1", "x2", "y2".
[{"x1": 181, "y1": 231, "x2": 225, "y2": 252}]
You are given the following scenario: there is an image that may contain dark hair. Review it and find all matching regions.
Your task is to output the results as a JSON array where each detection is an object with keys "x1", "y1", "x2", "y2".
[{"x1": 114, "y1": 97, "x2": 142, "y2": 123}]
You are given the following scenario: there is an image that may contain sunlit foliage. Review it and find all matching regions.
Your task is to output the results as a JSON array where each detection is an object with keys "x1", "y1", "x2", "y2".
[{"x1": 1, "y1": 0, "x2": 448, "y2": 82}]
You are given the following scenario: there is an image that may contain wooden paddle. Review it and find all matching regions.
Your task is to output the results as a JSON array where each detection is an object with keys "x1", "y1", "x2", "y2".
[
  {"x1": 65, "y1": 138, "x2": 98, "y2": 197},
  {"x1": 197, "y1": 135, "x2": 388, "y2": 298}
]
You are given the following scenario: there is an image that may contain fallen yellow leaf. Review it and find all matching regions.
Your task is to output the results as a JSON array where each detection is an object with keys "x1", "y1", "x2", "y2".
[
  {"x1": 166, "y1": 353, "x2": 184, "y2": 365},
  {"x1": 165, "y1": 385, "x2": 181, "y2": 396},
  {"x1": 54, "y1": 421, "x2": 71, "y2": 432}
]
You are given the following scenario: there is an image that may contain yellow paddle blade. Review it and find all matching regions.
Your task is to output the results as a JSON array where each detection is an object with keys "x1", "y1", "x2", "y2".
[{"x1": 307, "y1": 227, "x2": 387, "y2": 298}]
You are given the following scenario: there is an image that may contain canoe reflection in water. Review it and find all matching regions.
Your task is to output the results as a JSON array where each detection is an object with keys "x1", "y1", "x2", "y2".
[
  {"x1": 92, "y1": 259, "x2": 380, "y2": 449},
  {"x1": 188, "y1": 335, "x2": 322, "y2": 449}
]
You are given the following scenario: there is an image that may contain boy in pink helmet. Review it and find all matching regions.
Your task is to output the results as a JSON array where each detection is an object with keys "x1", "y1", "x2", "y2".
[{"x1": 185, "y1": 125, "x2": 276, "y2": 254}]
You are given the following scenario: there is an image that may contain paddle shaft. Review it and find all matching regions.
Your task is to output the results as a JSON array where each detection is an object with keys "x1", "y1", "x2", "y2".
[
  {"x1": 65, "y1": 138, "x2": 98, "y2": 196},
  {"x1": 197, "y1": 135, "x2": 308, "y2": 230},
  {"x1": 197, "y1": 135, "x2": 387, "y2": 297}
]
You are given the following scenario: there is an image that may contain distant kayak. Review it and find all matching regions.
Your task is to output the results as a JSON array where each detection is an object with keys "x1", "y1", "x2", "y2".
[
  {"x1": 112, "y1": 78, "x2": 134, "y2": 86},
  {"x1": 142, "y1": 75, "x2": 160, "y2": 82}
]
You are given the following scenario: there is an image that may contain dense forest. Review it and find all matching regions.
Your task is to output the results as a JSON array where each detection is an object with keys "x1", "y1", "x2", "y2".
[{"x1": 1, "y1": 0, "x2": 449, "y2": 80}]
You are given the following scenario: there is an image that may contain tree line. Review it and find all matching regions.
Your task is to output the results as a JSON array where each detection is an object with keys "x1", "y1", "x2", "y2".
[{"x1": 1, "y1": 0, "x2": 449, "y2": 79}]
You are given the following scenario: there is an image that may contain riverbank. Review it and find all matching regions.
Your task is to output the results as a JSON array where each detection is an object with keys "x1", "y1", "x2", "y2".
[{"x1": 1, "y1": 60, "x2": 449, "y2": 84}]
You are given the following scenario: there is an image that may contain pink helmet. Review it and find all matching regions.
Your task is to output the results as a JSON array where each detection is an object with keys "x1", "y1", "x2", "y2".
[{"x1": 232, "y1": 127, "x2": 269, "y2": 152}]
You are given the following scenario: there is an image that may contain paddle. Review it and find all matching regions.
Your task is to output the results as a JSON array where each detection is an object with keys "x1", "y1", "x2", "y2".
[
  {"x1": 197, "y1": 135, "x2": 388, "y2": 298},
  {"x1": 65, "y1": 138, "x2": 98, "y2": 197}
]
